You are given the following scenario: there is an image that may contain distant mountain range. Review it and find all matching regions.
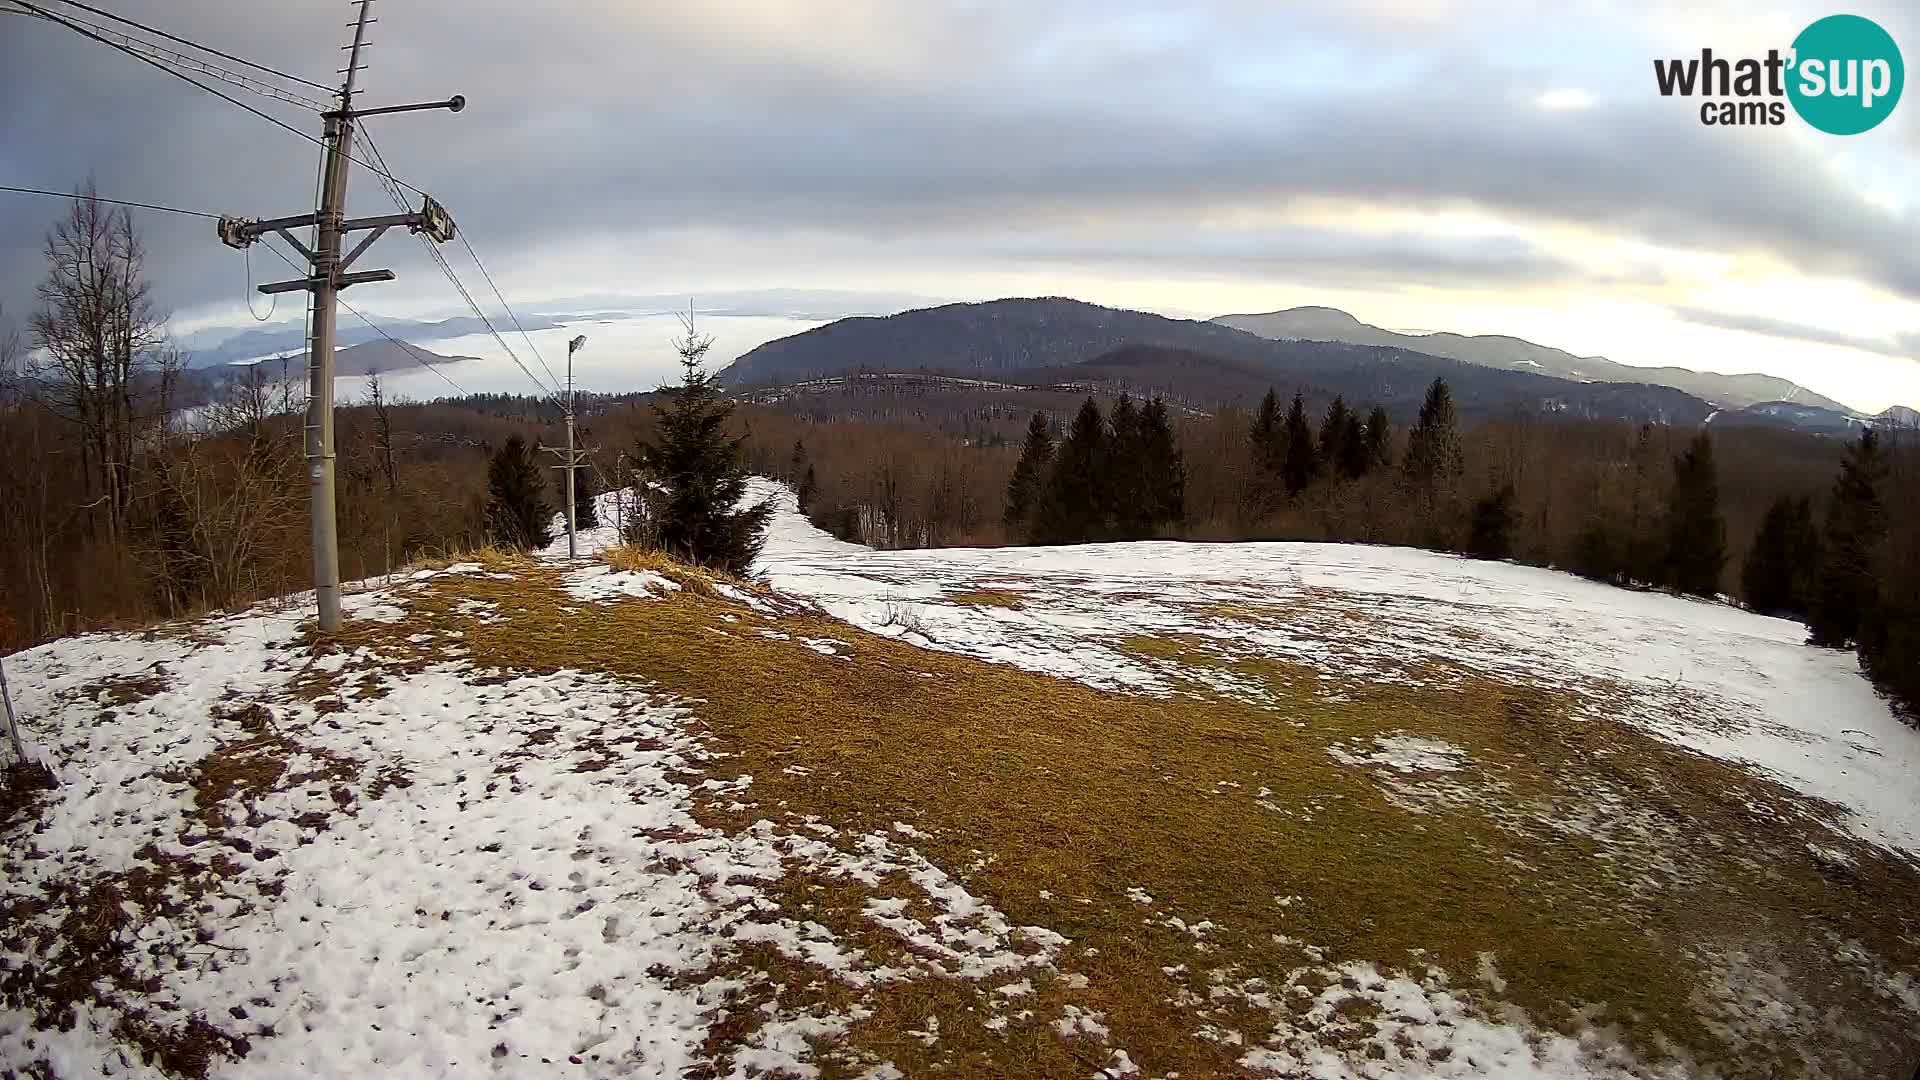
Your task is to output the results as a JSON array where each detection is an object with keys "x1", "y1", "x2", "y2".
[
  {"x1": 1212, "y1": 306, "x2": 1853, "y2": 414},
  {"x1": 184, "y1": 315, "x2": 558, "y2": 370},
  {"x1": 720, "y1": 297, "x2": 1913, "y2": 436},
  {"x1": 225, "y1": 339, "x2": 478, "y2": 379},
  {"x1": 720, "y1": 297, "x2": 1718, "y2": 427}
]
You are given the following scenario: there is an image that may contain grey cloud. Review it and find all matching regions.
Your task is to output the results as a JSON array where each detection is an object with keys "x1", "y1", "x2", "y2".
[
  {"x1": 1, "y1": 1, "x2": 1917, "y2": 329},
  {"x1": 1674, "y1": 306, "x2": 1920, "y2": 360}
]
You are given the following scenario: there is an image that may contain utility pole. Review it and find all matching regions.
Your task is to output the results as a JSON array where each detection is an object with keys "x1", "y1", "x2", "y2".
[
  {"x1": 0, "y1": 656, "x2": 25, "y2": 765},
  {"x1": 542, "y1": 335, "x2": 589, "y2": 559},
  {"x1": 216, "y1": 0, "x2": 463, "y2": 632}
]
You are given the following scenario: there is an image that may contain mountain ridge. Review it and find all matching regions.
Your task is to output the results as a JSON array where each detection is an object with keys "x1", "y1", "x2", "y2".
[
  {"x1": 718, "y1": 297, "x2": 1720, "y2": 427},
  {"x1": 1212, "y1": 306, "x2": 1853, "y2": 414}
]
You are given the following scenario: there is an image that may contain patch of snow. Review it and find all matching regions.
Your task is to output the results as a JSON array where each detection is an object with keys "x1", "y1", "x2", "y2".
[
  {"x1": 561, "y1": 562, "x2": 681, "y2": 603},
  {"x1": 0, "y1": 572, "x2": 1063, "y2": 1078},
  {"x1": 1329, "y1": 734, "x2": 1467, "y2": 774},
  {"x1": 748, "y1": 477, "x2": 1920, "y2": 858}
]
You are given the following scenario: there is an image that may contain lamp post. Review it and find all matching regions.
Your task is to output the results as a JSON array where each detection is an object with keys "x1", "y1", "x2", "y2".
[{"x1": 564, "y1": 334, "x2": 587, "y2": 559}]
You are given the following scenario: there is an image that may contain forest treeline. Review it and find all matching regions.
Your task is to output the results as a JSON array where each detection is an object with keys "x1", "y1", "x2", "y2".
[{"x1": 0, "y1": 195, "x2": 1912, "y2": 717}]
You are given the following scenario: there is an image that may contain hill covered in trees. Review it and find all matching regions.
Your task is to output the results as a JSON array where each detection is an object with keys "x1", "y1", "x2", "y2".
[
  {"x1": 1214, "y1": 305, "x2": 1854, "y2": 413},
  {"x1": 721, "y1": 297, "x2": 1779, "y2": 431}
]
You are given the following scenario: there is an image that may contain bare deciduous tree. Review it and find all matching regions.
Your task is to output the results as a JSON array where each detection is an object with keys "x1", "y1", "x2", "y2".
[
  {"x1": 28, "y1": 185, "x2": 169, "y2": 541},
  {"x1": 367, "y1": 371, "x2": 397, "y2": 494}
]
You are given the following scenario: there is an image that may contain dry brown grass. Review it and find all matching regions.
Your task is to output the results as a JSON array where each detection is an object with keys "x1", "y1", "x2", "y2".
[
  {"x1": 344, "y1": 562, "x2": 1920, "y2": 1079},
  {"x1": 945, "y1": 588, "x2": 1027, "y2": 610},
  {"x1": 598, "y1": 543, "x2": 758, "y2": 599}
]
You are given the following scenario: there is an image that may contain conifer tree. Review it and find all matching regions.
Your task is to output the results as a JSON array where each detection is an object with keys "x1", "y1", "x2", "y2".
[
  {"x1": 1624, "y1": 424, "x2": 1671, "y2": 585},
  {"x1": 629, "y1": 316, "x2": 772, "y2": 574},
  {"x1": 789, "y1": 439, "x2": 808, "y2": 484},
  {"x1": 1403, "y1": 378, "x2": 1463, "y2": 488},
  {"x1": 1572, "y1": 517, "x2": 1626, "y2": 584},
  {"x1": 1106, "y1": 394, "x2": 1148, "y2": 537},
  {"x1": 797, "y1": 464, "x2": 819, "y2": 513},
  {"x1": 1742, "y1": 495, "x2": 1820, "y2": 618},
  {"x1": 1467, "y1": 484, "x2": 1517, "y2": 560},
  {"x1": 1035, "y1": 396, "x2": 1107, "y2": 544},
  {"x1": 1364, "y1": 405, "x2": 1393, "y2": 469},
  {"x1": 1005, "y1": 411, "x2": 1054, "y2": 537},
  {"x1": 484, "y1": 434, "x2": 553, "y2": 551},
  {"x1": 1664, "y1": 431, "x2": 1726, "y2": 597},
  {"x1": 1338, "y1": 409, "x2": 1370, "y2": 480},
  {"x1": 1140, "y1": 396, "x2": 1186, "y2": 531},
  {"x1": 1810, "y1": 428, "x2": 1887, "y2": 647},
  {"x1": 1319, "y1": 397, "x2": 1352, "y2": 480},
  {"x1": 573, "y1": 456, "x2": 600, "y2": 530},
  {"x1": 1248, "y1": 388, "x2": 1286, "y2": 512},
  {"x1": 1282, "y1": 392, "x2": 1317, "y2": 497}
]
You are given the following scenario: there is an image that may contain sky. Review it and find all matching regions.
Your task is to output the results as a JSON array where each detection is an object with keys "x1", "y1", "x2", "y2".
[{"x1": 1, "y1": 0, "x2": 1918, "y2": 412}]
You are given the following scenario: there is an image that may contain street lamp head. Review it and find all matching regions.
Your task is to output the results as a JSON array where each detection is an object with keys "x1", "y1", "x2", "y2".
[
  {"x1": 448, "y1": 94, "x2": 466, "y2": 113},
  {"x1": 569, "y1": 335, "x2": 587, "y2": 355}
]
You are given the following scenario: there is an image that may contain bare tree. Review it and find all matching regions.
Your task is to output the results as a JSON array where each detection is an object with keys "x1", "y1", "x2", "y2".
[
  {"x1": 143, "y1": 435, "x2": 305, "y2": 613},
  {"x1": 0, "y1": 303, "x2": 22, "y2": 387},
  {"x1": 28, "y1": 184, "x2": 168, "y2": 541},
  {"x1": 366, "y1": 371, "x2": 397, "y2": 494}
]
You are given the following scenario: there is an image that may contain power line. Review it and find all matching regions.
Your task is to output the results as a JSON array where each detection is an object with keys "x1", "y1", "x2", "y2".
[
  {"x1": 260, "y1": 238, "x2": 469, "y2": 396},
  {"x1": 457, "y1": 230, "x2": 562, "y2": 393},
  {"x1": 0, "y1": 183, "x2": 220, "y2": 219},
  {"x1": 24, "y1": 5, "x2": 328, "y2": 111},
  {"x1": 37, "y1": 0, "x2": 333, "y2": 93},
  {"x1": 357, "y1": 127, "x2": 561, "y2": 403},
  {"x1": 13, "y1": 0, "x2": 425, "y2": 197}
]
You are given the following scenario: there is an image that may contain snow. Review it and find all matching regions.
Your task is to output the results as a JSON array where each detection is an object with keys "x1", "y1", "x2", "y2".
[
  {"x1": 748, "y1": 479, "x2": 1920, "y2": 859},
  {"x1": 562, "y1": 562, "x2": 681, "y2": 603},
  {"x1": 1328, "y1": 734, "x2": 1468, "y2": 774},
  {"x1": 5, "y1": 476, "x2": 1915, "y2": 1076},
  {"x1": 539, "y1": 488, "x2": 632, "y2": 560},
  {"x1": 1232, "y1": 960, "x2": 1667, "y2": 1079},
  {"x1": 0, "y1": 565, "x2": 1042, "y2": 1079}
]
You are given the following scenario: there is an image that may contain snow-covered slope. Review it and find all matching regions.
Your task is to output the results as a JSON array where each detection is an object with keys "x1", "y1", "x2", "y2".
[
  {"x1": 3, "y1": 480, "x2": 1914, "y2": 1077},
  {"x1": 750, "y1": 479, "x2": 1920, "y2": 858},
  {"x1": 0, "y1": 563, "x2": 1049, "y2": 1078}
]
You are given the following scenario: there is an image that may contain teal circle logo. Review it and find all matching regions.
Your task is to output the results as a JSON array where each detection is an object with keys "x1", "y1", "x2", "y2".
[{"x1": 1787, "y1": 14, "x2": 1903, "y2": 134}]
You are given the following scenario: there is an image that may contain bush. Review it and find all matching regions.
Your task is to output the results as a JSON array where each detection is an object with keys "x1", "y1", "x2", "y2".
[{"x1": 1467, "y1": 485, "x2": 1517, "y2": 560}]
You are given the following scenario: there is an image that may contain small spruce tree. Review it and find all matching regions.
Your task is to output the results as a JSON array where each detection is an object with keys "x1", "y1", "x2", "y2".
[
  {"x1": 629, "y1": 314, "x2": 772, "y2": 574},
  {"x1": 1106, "y1": 394, "x2": 1149, "y2": 538},
  {"x1": 1809, "y1": 428, "x2": 1887, "y2": 647},
  {"x1": 797, "y1": 464, "x2": 819, "y2": 513},
  {"x1": 484, "y1": 434, "x2": 554, "y2": 551},
  {"x1": 1248, "y1": 388, "x2": 1286, "y2": 514},
  {"x1": 1338, "y1": 409, "x2": 1370, "y2": 480},
  {"x1": 1364, "y1": 405, "x2": 1393, "y2": 469},
  {"x1": 1319, "y1": 397, "x2": 1352, "y2": 481},
  {"x1": 1035, "y1": 396, "x2": 1107, "y2": 544},
  {"x1": 1467, "y1": 484, "x2": 1517, "y2": 560},
  {"x1": 1403, "y1": 378, "x2": 1463, "y2": 488},
  {"x1": 1005, "y1": 411, "x2": 1054, "y2": 538},
  {"x1": 1282, "y1": 392, "x2": 1318, "y2": 497},
  {"x1": 1140, "y1": 396, "x2": 1186, "y2": 532},
  {"x1": 1664, "y1": 431, "x2": 1727, "y2": 597},
  {"x1": 573, "y1": 457, "x2": 600, "y2": 531},
  {"x1": 1742, "y1": 495, "x2": 1820, "y2": 619}
]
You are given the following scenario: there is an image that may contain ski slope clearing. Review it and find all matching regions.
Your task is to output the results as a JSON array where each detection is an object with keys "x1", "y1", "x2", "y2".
[
  {"x1": 749, "y1": 480, "x2": 1920, "y2": 860},
  {"x1": 0, "y1": 482, "x2": 1914, "y2": 1078}
]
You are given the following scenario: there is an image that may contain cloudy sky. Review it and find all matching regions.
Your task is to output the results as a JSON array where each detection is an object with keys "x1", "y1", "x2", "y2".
[{"x1": 2, "y1": 0, "x2": 1917, "y2": 411}]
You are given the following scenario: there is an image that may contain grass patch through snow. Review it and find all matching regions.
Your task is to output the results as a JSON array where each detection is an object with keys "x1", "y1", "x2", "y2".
[{"x1": 333, "y1": 553, "x2": 1920, "y2": 1078}]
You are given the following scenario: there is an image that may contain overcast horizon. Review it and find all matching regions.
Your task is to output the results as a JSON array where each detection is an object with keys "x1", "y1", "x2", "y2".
[{"x1": 4, "y1": 1, "x2": 1918, "y2": 412}]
